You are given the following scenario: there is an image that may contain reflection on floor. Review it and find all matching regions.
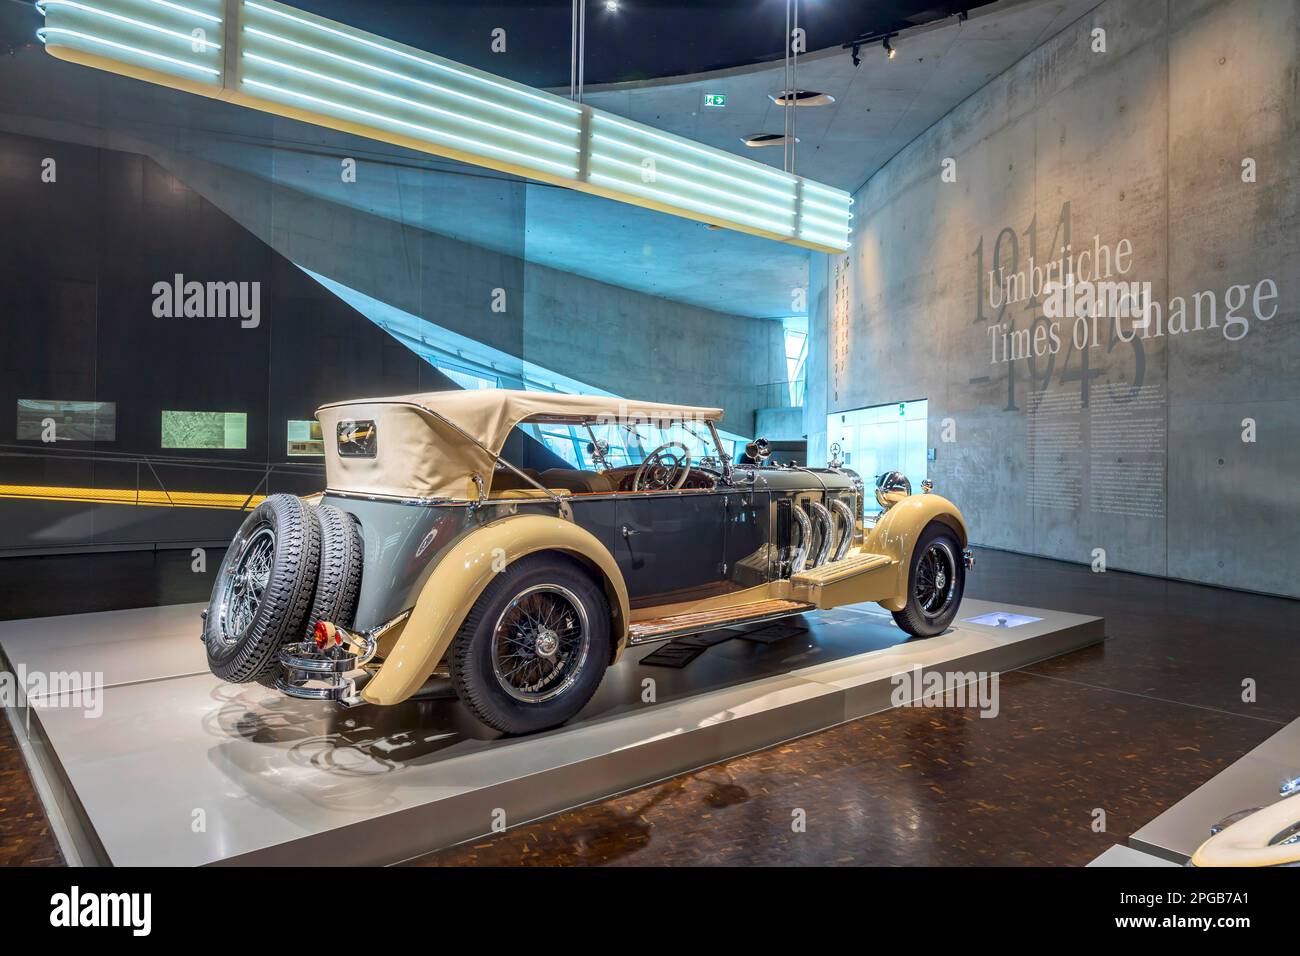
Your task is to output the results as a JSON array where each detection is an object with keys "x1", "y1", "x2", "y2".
[
  {"x1": 0, "y1": 548, "x2": 1295, "y2": 866},
  {"x1": 404, "y1": 550, "x2": 1297, "y2": 866}
]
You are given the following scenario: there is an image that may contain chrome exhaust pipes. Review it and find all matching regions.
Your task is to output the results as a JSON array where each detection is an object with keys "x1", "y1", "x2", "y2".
[
  {"x1": 808, "y1": 501, "x2": 835, "y2": 568},
  {"x1": 830, "y1": 498, "x2": 855, "y2": 562},
  {"x1": 790, "y1": 502, "x2": 812, "y2": 574}
]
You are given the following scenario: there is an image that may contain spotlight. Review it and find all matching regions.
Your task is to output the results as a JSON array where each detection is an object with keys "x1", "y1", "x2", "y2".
[
  {"x1": 883, "y1": 37, "x2": 896, "y2": 60},
  {"x1": 851, "y1": 42, "x2": 861, "y2": 67},
  {"x1": 604, "y1": 0, "x2": 619, "y2": 10}
]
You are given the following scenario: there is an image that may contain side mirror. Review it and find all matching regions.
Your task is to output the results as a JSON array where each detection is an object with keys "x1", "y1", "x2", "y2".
[{"x1": 586, "y1": 439, "x2": 610, "y2": 471}]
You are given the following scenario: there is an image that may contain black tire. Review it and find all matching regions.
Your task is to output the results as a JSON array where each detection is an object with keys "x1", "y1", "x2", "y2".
[
  {"x1": 891, "y1": 523, "x2": 965, "y2": 638},
  {"x1": 205, "y1": 494, "x2": 321, "y2": 683},
  {"x1": 302, "y1": 504, "x2": 363, "y2": 640},
  {"x1": 449, "y1": 554, "x2": 611, "y2": 735},
  {"x1": 252, "y1": 503, "x2": 363, "y2": 687}
]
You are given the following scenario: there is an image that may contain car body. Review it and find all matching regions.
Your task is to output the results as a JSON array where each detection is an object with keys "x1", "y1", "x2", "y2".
[{"x1": 204, "y1": 389, "x2": 973, "y2": 733}]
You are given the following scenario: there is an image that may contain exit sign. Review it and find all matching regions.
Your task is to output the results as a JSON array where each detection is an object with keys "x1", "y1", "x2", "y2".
[{"x1": 704, "y1": 93, "x2": 726, "y2": 108}]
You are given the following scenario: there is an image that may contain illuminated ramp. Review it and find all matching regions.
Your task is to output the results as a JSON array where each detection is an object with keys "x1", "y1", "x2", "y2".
[{"x1": 36, "y1": 0, "x2": 852, "y2": 253}]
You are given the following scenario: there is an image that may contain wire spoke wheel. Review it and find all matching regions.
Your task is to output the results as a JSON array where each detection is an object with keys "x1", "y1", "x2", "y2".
[
  {"x1": 913, "y1": 541, "x2": 957, "y2": 620},
  {"x1": 490, "y1": 584, "x2": 591, "y2": 704},
  {"x1": 218, "y1": 524, "x2": 276, "y2": 646}
]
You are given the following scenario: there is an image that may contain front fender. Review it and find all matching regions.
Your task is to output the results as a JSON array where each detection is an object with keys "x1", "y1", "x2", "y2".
[
  {"x1": 361, "y1": 513, "x2": 630, "y2": 706},
  {"x1": 863, "y1": 494, "x2": 969, "y2": 612}
]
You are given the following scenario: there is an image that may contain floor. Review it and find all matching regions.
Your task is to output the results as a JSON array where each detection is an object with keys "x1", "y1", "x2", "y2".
[{"x1": 1, "y1": 548, "x2": 1295, "y2": 866}]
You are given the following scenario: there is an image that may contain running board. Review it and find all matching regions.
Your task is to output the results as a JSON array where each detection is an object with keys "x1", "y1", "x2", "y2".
[
  {"x1": 789, "y1": 552, "x2": 895, "y2": 609},
  {"x1": 627, "y1": 599, "x2": 816, "y2": 645}
]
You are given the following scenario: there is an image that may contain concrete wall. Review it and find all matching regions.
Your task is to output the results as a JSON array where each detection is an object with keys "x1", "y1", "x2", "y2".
[
  {"x1": 128, "y1": 153, "x2": 782, "y2": 437},
  {"x1": 808, "y1": 0, "x2": 1300, "y2": 597}
]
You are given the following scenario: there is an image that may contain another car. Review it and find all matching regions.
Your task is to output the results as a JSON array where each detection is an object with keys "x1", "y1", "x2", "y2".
[
  {"x1": 1189, "y1": 779, "x2": 1300, "y2": 867},
  {"x1": 203, "y1": 389, "x2": 973, "y2": 734}
]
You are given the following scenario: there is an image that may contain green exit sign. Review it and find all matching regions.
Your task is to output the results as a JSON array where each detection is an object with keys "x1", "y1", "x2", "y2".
[{"x1": 704, "y1": 93, "x2": 726, "y2": 108}]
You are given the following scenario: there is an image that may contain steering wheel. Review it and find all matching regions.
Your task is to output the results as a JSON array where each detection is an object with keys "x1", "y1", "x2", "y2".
[{"x1": 633, "y1": 441, "x2": 692, "y2": 491}]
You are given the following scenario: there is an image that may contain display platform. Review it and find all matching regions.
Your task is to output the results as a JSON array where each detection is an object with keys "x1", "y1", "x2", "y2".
[
  {"x1": 1, "y1": 597, "x2": 1103, "y2": 866},
  {"x1": 1087, "y1": 845, "x2": 1179, "y2": 867},
  {"x1": 1128, "y1": 715, "x2": 1300, "y2": 864}
]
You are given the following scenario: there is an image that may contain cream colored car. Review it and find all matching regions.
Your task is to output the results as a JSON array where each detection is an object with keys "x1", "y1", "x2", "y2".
[{"x1": 203, "y1": 390, "x2": 972, "y2": 734}]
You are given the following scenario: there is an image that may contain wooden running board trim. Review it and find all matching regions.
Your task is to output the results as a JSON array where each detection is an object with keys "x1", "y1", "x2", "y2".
[{"x1": 627, "y1": 598, "x2": 815, "y2": 645}]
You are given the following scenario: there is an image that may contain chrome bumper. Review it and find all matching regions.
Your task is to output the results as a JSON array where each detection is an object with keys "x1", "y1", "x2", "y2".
[
  {"x1": 274, "y1": 610, "x2": 410, "y2": 707},
  {"x1": 963, "y1": 548, "x2": 975, "y2": 570},
  {"x1": 276, "y1": 642, "x2": 371, "y2": 706}
]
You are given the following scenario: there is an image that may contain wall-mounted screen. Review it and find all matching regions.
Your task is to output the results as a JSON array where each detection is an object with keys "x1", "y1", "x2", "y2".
[
  {"x1": 161, "y1": 411, "x2": 248, "y2": 450},
  {"x1": 17, "y1": 399, "x2": 116, "y2": 442},
  {"x1": 286, "y1": 420, "x2": 323, "y2": 457}
]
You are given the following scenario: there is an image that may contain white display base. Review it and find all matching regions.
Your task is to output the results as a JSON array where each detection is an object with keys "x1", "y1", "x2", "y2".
[
  {"x1": 1087, "y1": 844, "x2": 1179, "y2": 867},
  {"x1": 0, "y1": 598, "x2": 1103, "y2": 866}
]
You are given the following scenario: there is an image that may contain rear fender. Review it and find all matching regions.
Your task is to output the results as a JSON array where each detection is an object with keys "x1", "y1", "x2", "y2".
[
  {"x1": 361, "y1": 514, "x2": 629, "y2": 706},
  {"x1": 863, "y1": 494, "x2": 968, "y2": 612}
]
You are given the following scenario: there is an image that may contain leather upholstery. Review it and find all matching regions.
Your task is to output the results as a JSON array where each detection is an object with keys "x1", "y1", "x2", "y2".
[{"x1": 539, "y1": 468, "x2": 616, "y2": 494}]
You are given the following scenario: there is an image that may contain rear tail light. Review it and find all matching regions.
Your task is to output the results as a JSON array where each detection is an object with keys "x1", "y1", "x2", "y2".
[{"x1": 313, "y1": 620, "x2": 340, "y2": 650}]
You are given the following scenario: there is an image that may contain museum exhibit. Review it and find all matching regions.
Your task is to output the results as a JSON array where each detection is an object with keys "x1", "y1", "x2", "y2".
[{"x1": 0, "y1": 0, "x2": 1296, "y2": 904}]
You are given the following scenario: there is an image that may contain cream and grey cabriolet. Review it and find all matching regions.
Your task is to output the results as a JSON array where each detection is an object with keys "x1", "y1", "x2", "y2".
[{"x1": 203, "y1": 390, "x2": 972, "y2": 734}]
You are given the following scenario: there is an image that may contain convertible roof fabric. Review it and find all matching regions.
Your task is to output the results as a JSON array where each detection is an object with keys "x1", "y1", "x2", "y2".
[{"x1": 316, "y1": 389, "x2": 724, "y2": 500}]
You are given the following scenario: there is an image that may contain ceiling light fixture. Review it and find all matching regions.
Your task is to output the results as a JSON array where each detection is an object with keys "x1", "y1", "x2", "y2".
[
  {"x1": 742, "y1": 133, "x2": 798, "y2": 148},
  {"x1": 768, "y1": 89, "x2": 835, "y2": 107},
  {"x1": 35, "y1": 0, "x2": 852, "y2": 252}
]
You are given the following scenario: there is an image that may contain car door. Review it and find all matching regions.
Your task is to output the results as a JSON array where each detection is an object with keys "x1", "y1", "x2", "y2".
[{"x1": 614, "y1": 490, "x2": 727, "y2": 609}]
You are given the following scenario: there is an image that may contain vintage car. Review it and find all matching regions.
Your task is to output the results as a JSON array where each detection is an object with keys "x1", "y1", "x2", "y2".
[{"x1": 203, "y1": 389, "x2": 973, "y2": 734}]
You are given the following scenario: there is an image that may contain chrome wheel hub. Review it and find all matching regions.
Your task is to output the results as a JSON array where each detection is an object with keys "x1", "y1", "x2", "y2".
[
  {"x1": 218, "y1": 524, "x2": 275, "y2": 646},
  {"x1": 914, "y1": 541, "x2": 958, "y2": 621},
  {"x1": 535, "y1": 627, "x2": 559, "y2": 659}
]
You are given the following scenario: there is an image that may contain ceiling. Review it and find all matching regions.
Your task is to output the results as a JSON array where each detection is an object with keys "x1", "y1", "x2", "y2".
[
  {"x1": 0, "y1": 0, "x2": 1101, "y2": 316},
  {"x1": 287, "y1": 0, "x2": 994, "y2": 88},
  {"x1": 577, "y1": 0, "x2": 1102, "y2": 193}
]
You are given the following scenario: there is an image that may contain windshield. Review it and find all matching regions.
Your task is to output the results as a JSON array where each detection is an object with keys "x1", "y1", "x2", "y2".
[{"x1": 526, "y1": 420, "x2": 732, "y2": 470}]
